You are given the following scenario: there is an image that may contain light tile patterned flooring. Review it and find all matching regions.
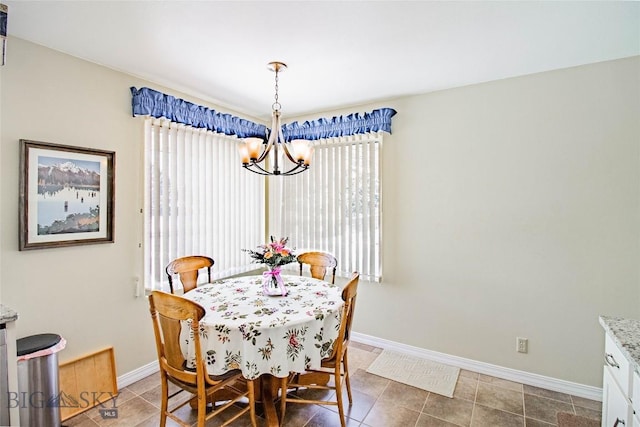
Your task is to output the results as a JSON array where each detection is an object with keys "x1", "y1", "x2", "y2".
[{"x1": 64, "y1": 342, "x2": 602, "y2": 427}]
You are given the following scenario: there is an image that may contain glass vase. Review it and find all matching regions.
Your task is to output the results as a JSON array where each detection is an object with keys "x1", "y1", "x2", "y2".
[{"x1": 262, "y1": 266, "x2": 287, "y2": 296}]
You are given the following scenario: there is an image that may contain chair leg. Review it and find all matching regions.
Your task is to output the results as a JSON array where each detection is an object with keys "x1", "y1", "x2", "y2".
[
  {"x1": 196, "y1": 387, "x2": 207, "y2": 427},
  {"x1": 247, "y1": 379, "x2": 258, "y2": 427},
  {"x1": 334, "y1": 364, "x2": 346, "y2": 427},
  {"x1": 292, "y1": 372, "x2": 301, "y2": 393},
  {"x1": 343, "y1": 350, "x2": 353, "y2": 404},
  {"x1": 159, "y1": 373, "x2": 168, "y2": 427},
  {"x1": 334, "y1": 365, "x2": 347, "y2": 427},
  {"x1": 279, "y1": 375, "x2": 288, "y2": 424}
]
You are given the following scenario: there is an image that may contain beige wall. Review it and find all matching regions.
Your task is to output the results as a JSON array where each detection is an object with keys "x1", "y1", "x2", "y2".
[
  {"x1": 305, "y1": 56, "x2": 639, "y2": 386},
  {"x1": 1, "y1": 37, "x2": 638, "y2": 387},
  {"x1": 0, "y1": 37, "x2": 257, "y2": 375}
]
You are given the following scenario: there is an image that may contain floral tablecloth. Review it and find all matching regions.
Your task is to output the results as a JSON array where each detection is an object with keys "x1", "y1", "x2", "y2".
[{"x1": 181, "y1": 275, "x2": 344, "y2": 380}]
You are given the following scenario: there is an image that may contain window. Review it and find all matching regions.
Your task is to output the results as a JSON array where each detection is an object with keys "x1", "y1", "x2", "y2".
[
  {"x1": 144, "y1": 118, "x2": 264, "y2": 291},
  {"x1": 269, "y1": 133, "x2": 383, "y2": 282}
]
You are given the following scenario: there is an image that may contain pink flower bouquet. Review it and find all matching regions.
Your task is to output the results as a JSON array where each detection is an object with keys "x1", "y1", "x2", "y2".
[{"x1": 244, "y1": 237, "x2": 296, "y2": 296}]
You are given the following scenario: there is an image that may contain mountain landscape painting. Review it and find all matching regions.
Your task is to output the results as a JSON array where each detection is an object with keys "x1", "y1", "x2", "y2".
[{"x1": 37, "y1": 156, "x2": 101, "y2": 235}]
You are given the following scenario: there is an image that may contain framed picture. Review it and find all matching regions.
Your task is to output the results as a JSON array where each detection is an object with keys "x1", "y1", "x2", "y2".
[
  {"x1": 19, "y1": 139, "x2": 115, "y2": 250},
  {"x1": 0, "y1": 3, "x2": 6, "y2": 66}
]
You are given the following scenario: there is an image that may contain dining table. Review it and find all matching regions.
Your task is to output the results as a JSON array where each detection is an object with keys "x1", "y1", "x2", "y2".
[{"x1": 181, "y1": 273, "x2": 344, "y2": 426}]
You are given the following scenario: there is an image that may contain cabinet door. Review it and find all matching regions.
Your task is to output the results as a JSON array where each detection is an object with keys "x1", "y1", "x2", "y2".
[
  {"x1": 633, "y1": 370, "x2": 640, "y2": 419},
  {"x1": 606, "y1": 333, "x2": 632, "y2": 396},
  {"x1": 604, "y1": 366, "x2": 632, "y2": 427}
]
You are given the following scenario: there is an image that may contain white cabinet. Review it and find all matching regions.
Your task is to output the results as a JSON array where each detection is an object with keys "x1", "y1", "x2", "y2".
[
  {"x1": 602, "y1": 331, "x2": 635, "y2": 427},
  {"x1": 603, "y1": 366, "x2": 632, "y2": 426}
]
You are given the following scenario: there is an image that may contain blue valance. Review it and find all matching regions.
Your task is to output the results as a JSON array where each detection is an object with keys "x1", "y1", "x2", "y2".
[
  {"x1": 131, "y1": 87, "x2": 396, "y2": 141},
  {"x1": 130, "y1": 87, "x2": 267, "y2": 138},
  {"x1": 281, "y1": 108, "x2": 397, "y2": 141}
]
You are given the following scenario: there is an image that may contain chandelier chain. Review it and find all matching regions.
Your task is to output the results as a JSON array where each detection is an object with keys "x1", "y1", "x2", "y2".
[{"x1": 272, "y1": 68, "x2": 281, "y2": 111}]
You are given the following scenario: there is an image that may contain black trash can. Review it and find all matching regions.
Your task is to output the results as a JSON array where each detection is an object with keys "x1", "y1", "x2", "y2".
[{"x1": 17, "y1": 334, "x2": 66, "y2": 427}]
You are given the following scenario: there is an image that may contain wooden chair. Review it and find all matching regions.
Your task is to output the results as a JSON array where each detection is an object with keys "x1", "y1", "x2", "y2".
[
  {"x1": 279, "y1": 272, "x2": 360, "y2": 427},
  {"x1": 148, "y1": 291, "x2": 257, "y2": 427},
  {"x1": 297, "y1": 251, "x2": 338, "y2": 284},
  {"x1": 165, "y1": 256, "x2": 214, "y2": 294}
]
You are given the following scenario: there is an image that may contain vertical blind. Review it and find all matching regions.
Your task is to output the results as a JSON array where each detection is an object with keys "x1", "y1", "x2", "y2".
[
  {"x1": 269, "y1": 133, "x2": 383, "y2": 282},
  {"x1": 144, "y1": 118, "x2": 264, "y2": 291}
]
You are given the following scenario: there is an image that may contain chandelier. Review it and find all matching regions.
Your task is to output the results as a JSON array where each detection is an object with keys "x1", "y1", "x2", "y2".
[{"x1": 239, "y1": 62, "x2": 313, "y2": 176}]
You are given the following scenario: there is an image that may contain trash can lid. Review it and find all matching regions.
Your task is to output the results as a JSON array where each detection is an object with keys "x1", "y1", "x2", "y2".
[{"x1": 17, "y1": 333, "x2": 62, "y2": 357}]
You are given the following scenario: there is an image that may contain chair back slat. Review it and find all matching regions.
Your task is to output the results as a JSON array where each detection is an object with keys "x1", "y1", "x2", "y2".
[
  {"x1": 177, "y1": 271, "x2": 199, "y2": 293},
  {"x1": 158, "y1": 314, "x2": 186, "y2": 370}
]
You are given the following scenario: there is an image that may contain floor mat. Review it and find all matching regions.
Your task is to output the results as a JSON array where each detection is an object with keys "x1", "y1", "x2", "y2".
[
  {"x1": 556, "y1": 412, "x2": 600, "y2": 427},
  {"x1": 366, "y1": 349, "x2": 460, "y2": 397}
]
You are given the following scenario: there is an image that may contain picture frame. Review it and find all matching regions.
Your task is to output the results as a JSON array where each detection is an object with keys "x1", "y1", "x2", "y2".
[
  {"x1": 19, "y1": 139, "x2": 115, "y2": 250},
  {"x1": 0, "y1": 3, "x2": 7, "y2": 66}
]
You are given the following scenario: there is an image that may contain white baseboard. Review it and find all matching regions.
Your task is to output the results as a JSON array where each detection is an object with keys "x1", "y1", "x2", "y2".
[
  {"x1": 117, "y1": 360, "x2": 159, "y2": 390},
  {"x1": 351, "y1": 332, "x2": 602, "y2": 402},
  {"x1": 116, "y1": 333, "x2": 602, "y2": 402}
]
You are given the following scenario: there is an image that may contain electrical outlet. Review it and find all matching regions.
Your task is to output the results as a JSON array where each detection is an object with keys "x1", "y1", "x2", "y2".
[{"x1": 517, "y1": 337, "x2": 528, "y2": 353}]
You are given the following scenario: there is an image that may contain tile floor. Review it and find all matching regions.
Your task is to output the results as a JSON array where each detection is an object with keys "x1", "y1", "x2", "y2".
[{"x1": 63, "y1": 342, "x2": 602, "y2": 427}]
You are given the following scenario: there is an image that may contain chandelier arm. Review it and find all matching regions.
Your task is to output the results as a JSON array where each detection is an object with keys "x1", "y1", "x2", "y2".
[
  {"x1": 269, "y1": 111, "x2": 283, "y2": 173},
  {"x1": 243, "y1": 157, "x2": 308, "y2": 176},
  {"x1": 280, "y1": 164, "x2": 309, "y2": 176},
  {"x1": 272, "y1": 141, "x2": 281, "y2": 174},
  {"x1": 278, "y1": 126, "x2": 299, "y2": 164},
  {"x1": 244, "y1": 162, "x2": 272, "y2": 176},
  {"x1": 253, "y1": 136, "x2": 272, "y2": 164},
  {"x1": 280, "y1": 141, "x2": 298, "y2": 164},
  {"x1": 254, "y1": 112, "x2": 279, "y2": 164}
]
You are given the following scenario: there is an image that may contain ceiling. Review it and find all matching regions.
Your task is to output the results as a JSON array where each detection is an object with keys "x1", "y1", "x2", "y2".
[{"x1": 4, "y1": 1, "x2": 639, "y2": 121}]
